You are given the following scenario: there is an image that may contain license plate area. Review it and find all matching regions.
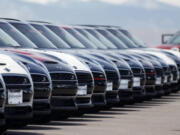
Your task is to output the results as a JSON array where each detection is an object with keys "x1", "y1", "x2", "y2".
[
  {"x1": 156, "y1": 77, "x2": 162, "y2": 85},
  {"x1": 119, "y1": 79, "x2": 129, "y2": 89},
  {"x1": 8, "y1": 90, "x2": 23, "y2": 105},
  {"x1": 77, "y1": 85, "x2": 87, "y2": 96},
  {"x1": 164, "y1": 76, "x2": 168, "y2": 83},
  {"x1": 106, "y1": 82, "x2": 113, "y2": 91},
  {"x1": 133, "y1": 77, "x2": 140, "y2": 87},
  {"x1": 170, "y1": 74, "x2": 174, "y2": 81}
]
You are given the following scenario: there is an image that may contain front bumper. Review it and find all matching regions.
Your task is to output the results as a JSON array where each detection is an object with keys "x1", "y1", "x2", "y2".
[
  {"x1": 75, "y1": 94, "x2": 93, "y2": 109},
  {"x1": 0, "y1": 108, "x2": 5, "y2": 126},
  {"x1": 106, "y1": 90, "x2": 120, "y2": 105},
  {"x1": 51, "y1": 96, "x2": 77, "y2": 112},
  {"x1": 33, "y1": 99, "x2": 51, "y2": 115},
  {"x1": 92, "y1": 93, "x2": 106, "y2": 107},
  {"x1": 119, "y1": 89, "x2": 133, "y2": 102},
  {"x1": 5, "y1": 106, "x2": 33, "y2": 120}
]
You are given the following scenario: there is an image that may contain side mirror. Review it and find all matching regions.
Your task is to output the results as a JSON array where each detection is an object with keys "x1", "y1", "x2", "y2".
[{"x1": 161, "y1": 34, "x2": 174, "y2": 44}]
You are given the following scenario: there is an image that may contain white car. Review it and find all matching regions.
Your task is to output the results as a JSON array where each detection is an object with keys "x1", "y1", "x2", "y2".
[{"x1": 0, "y1": 53, "x2": 33, "y2": 127}]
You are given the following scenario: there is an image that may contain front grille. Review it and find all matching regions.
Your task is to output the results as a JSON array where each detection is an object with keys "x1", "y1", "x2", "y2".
[
  {"x1": 105, "y1": 70, "x2": 119, "y2": 81},
  {"x1": 32, "y1": 74, "x2": 51, "y2": 99},
  {"x1": 32, "y1": 74, "x2": 48, "y2": 82},
  {"x1": 3, "y1": 75, "x2": 32, "y2": 102},
  {"x1": 155, "y1": 68, "x2": 163, "y2": 77},
  {"x1": 76, "y1": 72, "x2": 93, "y2": 84},
  {"x1": 132, "y1": 68, "x2": 141, "y2": 74},
  {"x1": 50, "y1": 72, "x2": 78, "y2": 96},
  {"x1": 119, "y1": 70, "x2": 131, "y2": 76},
  {"x1": 32, "y1": 74, "x2": 50, "y2": 88},
  {"x1": 3, "y1": 75, "x2": 31, "y2": 89},
  {"x1": 3, "y1": 76, "x2": 30, "y2": 84},
  {"x1": 51, "y1": 73, "x2": 76, "y2": 81}
]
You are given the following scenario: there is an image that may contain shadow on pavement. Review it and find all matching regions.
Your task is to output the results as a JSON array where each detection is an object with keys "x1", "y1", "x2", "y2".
[
  {"x1": 20, "y1": 125, "x2": 60, "y2": 130},
  {"x1": 83, "y1": 115, "x2": 114, "y2": 119},
  {"x1": 63, "y1": 118, "x2": 102, "y2": 122},
  {"x1": 109, "y1": 108, "x2": 140, "y2": 112},
  {"x1": 3, "y1": 131, "x2": 44, "y2": 135},
  {"x1": 97, "y1": 111, "x2": 128, "y2": 115},
  {"x1": 44, "y1": 121, "x2": 87, "y2": 127}
]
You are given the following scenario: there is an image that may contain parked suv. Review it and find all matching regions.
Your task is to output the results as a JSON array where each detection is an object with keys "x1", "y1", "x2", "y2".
[
  {"x1": 0, "y1": 74, "x2": 6, "y2": 133},
  {"x1": 2, "y1": 50, "x2": 52, "y2": 122},
  {"x1": 0, "y1": 53, "x2": 33, "y2": 127}
]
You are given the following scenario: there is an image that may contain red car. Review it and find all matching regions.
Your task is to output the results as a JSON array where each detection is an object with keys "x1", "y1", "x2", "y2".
[{"x1": 156, "y1": 33, "x2": 180, "y2": 51}]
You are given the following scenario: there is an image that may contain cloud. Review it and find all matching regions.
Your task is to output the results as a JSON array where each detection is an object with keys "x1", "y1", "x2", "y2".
[
  {"x1": 19, "y1": 0, "x2": 59, "y2": 5},
  {"x1": 17, "y1": 0, "x2": 180, "y2": 8},
  {"x1": 158, "y1": 0, "x2": 180, "y2": 7}
]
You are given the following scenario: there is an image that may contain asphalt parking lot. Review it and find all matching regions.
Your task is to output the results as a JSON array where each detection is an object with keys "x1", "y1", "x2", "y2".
[{"x1": 3, "y1": 93, "x2": 180, "y2": 135}]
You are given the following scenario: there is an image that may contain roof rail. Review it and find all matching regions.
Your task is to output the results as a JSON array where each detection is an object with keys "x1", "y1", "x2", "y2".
[
  {"x1": 0, "y1": 18, "x2": 21, "y2": 21},
  {"x1": 28, "y1": 20, "x2": 52, "y2": 24}
]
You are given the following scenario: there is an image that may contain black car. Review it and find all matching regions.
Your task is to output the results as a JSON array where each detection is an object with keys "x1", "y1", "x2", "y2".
[{"x1": 0, "y1": 75, "x2": 6, "y2": 133}]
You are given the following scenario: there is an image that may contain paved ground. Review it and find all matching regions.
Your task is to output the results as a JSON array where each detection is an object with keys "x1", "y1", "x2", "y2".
[{"x1": 3, "y1": 93, "x2": 180, "y2": 135}]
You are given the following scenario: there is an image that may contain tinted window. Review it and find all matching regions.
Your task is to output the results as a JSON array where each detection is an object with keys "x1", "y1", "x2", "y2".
[
  {"x1": 31, "y1": 24, "x2": 70, "y2": 49},
  {"x1": 96, "y1": 29, "x2": 128, "y2": 49},
  {"x1": 85, "y1": 29, "x2": 117, "y2": 49},
  {"x1": 10, "y1": 22, "x2": 57, "y2": 49},
  {"x1": 0, "y1": 29, "x2": 20, "y2": 47},
  {"x1": 119, "y1": 29, "x2": 146, "y2": 47},
  {"x1": 46, "y1": 25, "x2": 86, "y2": 48},
  {"x1": 75, "y1": 28, "x2": 107, "y2": 49},
  {"x1": 63, "y1": 27, "x2": 97, "y2": 49},
  {"x1": 107, "y1": 29, "x2": 138, "y2": 48},
  {"x1": 168, "y1": 34, "x2": 180, "y2": 45},
  {"x1": 0, "y1": 22, "x2": 37, "y2": 48}
]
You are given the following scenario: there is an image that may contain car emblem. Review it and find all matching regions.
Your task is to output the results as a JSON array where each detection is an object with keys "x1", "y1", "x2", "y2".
[
  {"x1": 4, "y1": 68, "x2": 10, "y2": 72},
  {"x1": 23, "y1": 78, "x2": 28, "y2": 84},
  {"x1": 42, "y1": 77, "x2": 47, "y2": 82},
  {"x1": 71, "y1": 75, "x2": 75, "y2": 80}
]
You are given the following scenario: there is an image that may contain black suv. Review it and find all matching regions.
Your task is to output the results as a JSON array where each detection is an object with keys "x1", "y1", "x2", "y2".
[{"x1": 0, "y1": 75, "x2": 6, "y2": 133}]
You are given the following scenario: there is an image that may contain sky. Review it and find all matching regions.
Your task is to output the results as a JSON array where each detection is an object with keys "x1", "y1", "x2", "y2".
[{"x1": 1, "y1": 0, "x2": 180, "y2": 46}]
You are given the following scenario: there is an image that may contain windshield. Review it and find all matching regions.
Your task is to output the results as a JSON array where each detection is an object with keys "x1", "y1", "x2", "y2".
[
  {"x1": 45, "y1": 25, "x2": 86, "y2": 49},
  {"x1": 107, "y1": 29, "x2": 138, "y2": 48},
  {"x1": 75, "y1": 28, "x2": 107, "y2": 49},
  {"x1": 63, "y1": 27, "x2": 97, "y2": 49},
  {"x1": 0, "y1": 29, "x2": 20, "y2": 47},
  {"x1": 119, "y1": 29, "x2": 146, "y2": 47},
  {"x1": 168, "y1": 34, "x2": 180, "y2": 45},
  {"x1": 10, "y1": 22, "x2": 57, "y2": 49},
  {"x1": 85, "y1": 28, "x2": 117, "y2": 49},
  {"x1": 0, "y1": 22, "x2": 37, "y2": 48},
  {"x1": 31, "y1": 24, "x2": 71, "y2": 49},
  {"x1": 96, "y1": 29, "x2": 128, "y2": 49}
]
